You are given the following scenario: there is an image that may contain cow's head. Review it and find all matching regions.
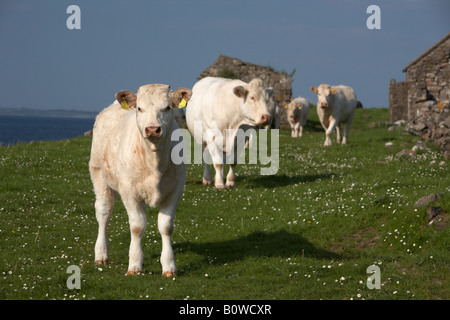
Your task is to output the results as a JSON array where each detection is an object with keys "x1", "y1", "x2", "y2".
[
  {"x1": 233, "y1": 79, "x2": 272, "y2": 126},
  {"x1": 286, "y1": 100, "x2": 302, "y2": 120},
  {"x1": 310, "y1": 84, "x2": 338, "y2": 108},
  {"x1": 116, "y1": 85, "x2": 191, "y2": 148}
]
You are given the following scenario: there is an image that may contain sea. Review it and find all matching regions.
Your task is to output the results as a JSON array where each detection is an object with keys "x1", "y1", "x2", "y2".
[{"x1": 0, "y1": 115, "x2": 96, "y2": 145}]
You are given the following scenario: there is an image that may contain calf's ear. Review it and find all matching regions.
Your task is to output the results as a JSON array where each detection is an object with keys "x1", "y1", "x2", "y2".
[
  {"x1": 310, "y1": 86, "x2": 318, "y2": 94},
  {"x1": 171, "y1": 88, "x2": 192, "y2": 108},
  {"x1": 233, "y1": 86, "x2": 248, "y2": 99},
  {"x1": 116, "y1": 90, "x2": 137, "y2": 109}
]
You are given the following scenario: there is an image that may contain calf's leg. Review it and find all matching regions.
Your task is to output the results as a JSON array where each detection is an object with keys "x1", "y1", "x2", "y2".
[
  {"x1": 91, "y1": 168, "x2": 115, "y2": 266},
  {"x1": 123, "y1": 198, "x2": 147, "y2": 275}
]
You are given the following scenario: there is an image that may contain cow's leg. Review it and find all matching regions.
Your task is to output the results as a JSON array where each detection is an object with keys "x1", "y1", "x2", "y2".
[
  {"x1": 124, "y1": 198, "x2": 147, "y2": 275},
  {"x1": 91, "y1": 168, "x2": 115, "y2": 266},
  {"x1": 207, "y1": 142, "x2": 226, "y2": 189},
  {"x1": 336, "y1": 124, "x2": 341, "y2": 144},
  {"x1": 292, "y1": 122, "x2": 299, "y2": 137},
  {"x1": 202, "y1": 146, "x2": 213, "y2": 185},
  {"x1": 324, "y1": 117, "x2": 337, "y2": 147},
  {"x1": 342, "y1": 114, "x2": 354, "y2": 145},
  {"x1": 213, "y1": 163, "x2": 225, "y2": 189},
  {"x1": 291, "y1": 126, "x2": 296, "y2": 137},
  {"x1": 158, "y1": 199, "x2": 178, "y2": 277},
  {"x1": 226, "y1": 164, "x2": 236, "y2": 188}
]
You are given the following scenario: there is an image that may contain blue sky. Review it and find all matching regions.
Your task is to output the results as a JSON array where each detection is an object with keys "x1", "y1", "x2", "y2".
[{"x1": 0, "y1": 0, "x2": 449, "y2": 112}]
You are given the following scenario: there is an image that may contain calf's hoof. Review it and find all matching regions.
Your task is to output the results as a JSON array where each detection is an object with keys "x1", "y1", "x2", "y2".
[{"x1": 202, "y1": 179, "x2": 212, "y2": 186}]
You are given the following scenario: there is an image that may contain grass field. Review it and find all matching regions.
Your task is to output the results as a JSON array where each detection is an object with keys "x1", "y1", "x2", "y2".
[{"x1": 0, "y1": 107, "x2": 449, "y2": 300}]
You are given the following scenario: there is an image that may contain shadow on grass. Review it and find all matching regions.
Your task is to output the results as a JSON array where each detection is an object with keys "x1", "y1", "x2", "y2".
[
  {"x1": 176, "y1": 230, "x2": 341, "y2": 268},
  {"x1": 245, "y1": 173, "x2": 336, "y2": 188}
]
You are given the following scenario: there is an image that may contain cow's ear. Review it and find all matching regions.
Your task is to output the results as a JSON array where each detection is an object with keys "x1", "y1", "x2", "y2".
[
  {"x1": 310, "y1": 86, "x2": 318, "y2": 94},
  {"x1": 331, "y1": 87, "x2": 338, "y2": 94},
  {"x1": 171, "y1": 88, "x2": 192, "y2": 108},
  {"x1": 116, "y1": 90, "x2": 137, "y2": 109},
  {"x1": 233, "y1": 86, "x2": 248, "y2": 99}
]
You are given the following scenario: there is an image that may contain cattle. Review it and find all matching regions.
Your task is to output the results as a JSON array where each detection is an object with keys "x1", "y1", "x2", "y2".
[
  {"x1": 285, "y1": 97, "x2": 310, "y2": 138},
  {"x1": 186, "y1": 77, "x2": 272, "y2": 188},
  {"x1": 310, "y1": 84, "x2": 357, "y2": 146},
  {"x1": 89, "y1": 84, "x2": 192, "y2": 277}
]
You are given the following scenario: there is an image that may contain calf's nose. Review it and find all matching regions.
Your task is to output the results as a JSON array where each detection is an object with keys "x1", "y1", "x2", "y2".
[
  {"x1": 260, "y1": 113, "x2": 271, "y2": 125},
  {"x1": 145, "y1": 126, "x2": 162, "y2": 138},
  {"x1": 320, "y1": 102, "x2": 328, "y2": 107}
]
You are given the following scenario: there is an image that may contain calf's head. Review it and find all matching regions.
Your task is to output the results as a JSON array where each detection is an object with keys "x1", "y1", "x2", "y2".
[
  {"x1": 233, "y1": 79, "x2": 272, "y2": 126},
  {"x1": 310, "y1": 84, "x2": 338, "y2": 108},
  {"x1": 116, "y1": 84, "x2": 191, "y2": 147}
]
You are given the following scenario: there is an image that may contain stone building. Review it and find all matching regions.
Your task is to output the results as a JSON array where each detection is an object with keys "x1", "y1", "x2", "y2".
[
  {"x1": 198, "y1": 54, "x2": 293, "y2": 128},
  {"x1": 389, "y1": 32, "x2": 450, "y2": 122}
]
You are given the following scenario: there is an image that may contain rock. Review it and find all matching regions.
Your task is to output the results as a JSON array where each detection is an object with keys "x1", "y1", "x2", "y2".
[
  {"x1": 388, "y1": 126, "x2": 397, "y2": 131},
  {"x1": 396, "y1": 149, "x2": 416, "y2": 157},
  {"x1": 385, "y1": 142, "x2": 394, "y2": 147},
  {"x1": 427, "y1": 206, "x2": 444, "y2": 220},
  {"x1": 84, "y1": 129, "x2": 93, "y2": 137},
  {"x1": 414, "y1": 194, "x2": 443, "y2": 208}
]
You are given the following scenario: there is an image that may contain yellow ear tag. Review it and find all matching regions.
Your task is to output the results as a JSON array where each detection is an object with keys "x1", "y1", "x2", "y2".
[
  {"x1": 284, "y1": 105, "x2": 288, "y2": 109},
  {"x1": 178, "y1": 97, "x2": 187, "y2": 109},
  {"x1": 298, "y1": 106, "x2": 302, "y2": 110},
  {"x1": 120, "y1": 100, "x2": 130, "y2": 110}
]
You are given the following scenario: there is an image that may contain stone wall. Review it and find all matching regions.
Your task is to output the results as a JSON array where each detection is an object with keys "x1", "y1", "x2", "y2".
[
  {"x1": 389, "y1": 32, "x2": 449, "y2": 122},
  {"x1": 389, "y1": 79, "x2": 410, "y2": 122},
  {"x1": 198, "y1": 55, "x2": 293, "y2": 128},
  {"x1": 405, "y1": 100, "x2": 450, "y2": 160}
]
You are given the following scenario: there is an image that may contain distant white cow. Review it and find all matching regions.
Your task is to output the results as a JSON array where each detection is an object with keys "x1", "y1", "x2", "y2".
[
  {"x1": 186, "y1": 77, "x2": 272, "y2": 188},
  {"x1": 285, "y1": 97, "x2": 310, "y2": 138},
  {"x1": 310, "y1": 84, "x2": 357, "y2": 146},
  {"x1": 89, "y1": 84, "x2": 191, "y2": 277}
]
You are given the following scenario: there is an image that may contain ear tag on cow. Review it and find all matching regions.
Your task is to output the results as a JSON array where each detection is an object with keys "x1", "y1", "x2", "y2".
[
  {"x1": 178, "y1": 98, "x2": 187, "y2": 109},
  {"x1": 120, "y1": 100, "x2": 130, "y2": 111},
  {"x1": 298, "y1": 106, "x2": 302, "y2": 110}
]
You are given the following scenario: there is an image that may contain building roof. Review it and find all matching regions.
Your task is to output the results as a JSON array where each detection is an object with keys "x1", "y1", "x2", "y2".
[{"x1": 402, "y1": 31, "x2": 450, "y2": 72}]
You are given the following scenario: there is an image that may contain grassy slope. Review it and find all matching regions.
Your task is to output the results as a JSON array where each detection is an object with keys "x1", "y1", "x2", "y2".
[{"x1": 0, "y1": 107, "x2": 449, "y2": 300}]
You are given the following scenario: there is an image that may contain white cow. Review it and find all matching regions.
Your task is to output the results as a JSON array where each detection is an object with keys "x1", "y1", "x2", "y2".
[
  {"x1": 186, "y1": 77, "x2": 272, "y2": 188},
  {"x1": 285, "y1": 97, "x2": 310, "y2": 138},
  {"x1": 89, "y1": 84, "x2": 191, "y2": 277},
  {"x1": 310, "y1": 84, "x2": 357, "y2": 146}
]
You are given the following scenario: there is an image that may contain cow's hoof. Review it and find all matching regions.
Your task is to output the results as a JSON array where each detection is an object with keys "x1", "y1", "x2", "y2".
[
  {"x1": 215, "y1": 184, "x2": 225, "y2": 189},
  {"x1": 225, "y1": 182, "x2": 235, "y2": 188},
  {"x1": 162, "y1": 271, "x2": 176, "y2": 278},
  {"x1": 202, "y1": 179, "x2": 212, "y2": 186},
  {"x1": 126, "y1": 270, "x2": 141, "y2": 275},
  {"x1": 95, "y1": 259, "x2": 108, "y2": 266}
]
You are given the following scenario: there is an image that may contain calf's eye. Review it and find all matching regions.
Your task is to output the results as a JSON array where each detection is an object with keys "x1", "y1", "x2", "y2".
[{"x1": 137, "y1": 107, "x2": 143, "y2": 112}]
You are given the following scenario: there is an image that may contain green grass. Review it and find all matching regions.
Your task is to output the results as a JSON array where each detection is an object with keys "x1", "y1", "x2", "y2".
[{"x1": 1, "y1": 107, "x2": 449, "y2": 300}]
